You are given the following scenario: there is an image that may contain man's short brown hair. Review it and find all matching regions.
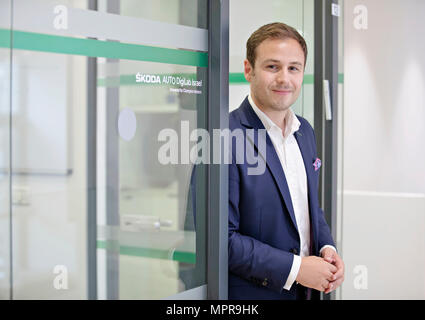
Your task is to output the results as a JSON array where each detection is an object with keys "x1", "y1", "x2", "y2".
[{"x1": 246, "y1": 22, "x2": 307, "y2": 68}]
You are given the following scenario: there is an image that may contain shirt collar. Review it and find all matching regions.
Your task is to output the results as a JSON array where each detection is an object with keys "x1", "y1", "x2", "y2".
[{"x1": 248, "y1": 94, "x2": 300, "y2": 139}]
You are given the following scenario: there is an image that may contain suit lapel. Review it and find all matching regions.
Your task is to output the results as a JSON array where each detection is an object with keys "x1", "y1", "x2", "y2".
[
  {"x1": 294, "y1": 126, "x2": 319, "y2": 252},
  {"x1": 263, "y1": 134, "x2": 299, "y2": 231},
  {"x1": 239, "y1": 97, "x2": 321, "y2": 252},
  {"x1": 239, "y1": 99, "x2": 299, "y2": 231}
]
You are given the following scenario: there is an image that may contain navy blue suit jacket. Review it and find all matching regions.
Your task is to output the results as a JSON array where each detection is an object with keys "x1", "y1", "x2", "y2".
[{"x1": 228, "y1": 97, "x2": 335, "y2": 300}]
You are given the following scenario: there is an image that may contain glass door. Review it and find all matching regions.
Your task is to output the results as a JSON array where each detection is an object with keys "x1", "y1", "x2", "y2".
[
  {"x1": 95, "y1": 0, "x2": 208, "y2": 299},
  {"x1": 0, "y1": 0, "x2": 11, "y2": 300},
  {"x1": 1, "y1": 0, "x2": 214, "y2": 300}
]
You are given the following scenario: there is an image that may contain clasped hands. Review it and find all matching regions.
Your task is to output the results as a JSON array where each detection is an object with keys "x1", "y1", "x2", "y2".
[{"x1": 295, "y1": 247, "x2": 345, "y2": 294}]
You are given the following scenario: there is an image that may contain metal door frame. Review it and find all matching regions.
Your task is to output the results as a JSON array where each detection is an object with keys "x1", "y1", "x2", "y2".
[{"x1": 314, "y1": 0, "x2": 339, "y2": 301}]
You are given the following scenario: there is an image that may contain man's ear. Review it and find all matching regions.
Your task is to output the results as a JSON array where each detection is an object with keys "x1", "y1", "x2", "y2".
[{"x1": 244, "y1": 59, "x2": 253, "y2": 82}]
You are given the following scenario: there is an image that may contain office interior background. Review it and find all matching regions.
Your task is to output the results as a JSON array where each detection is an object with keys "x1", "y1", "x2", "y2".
[{"x1": 0, "y1": 0, "x2": 424, "y2": 300}]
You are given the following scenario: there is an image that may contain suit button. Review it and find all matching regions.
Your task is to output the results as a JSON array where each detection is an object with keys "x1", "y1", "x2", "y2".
[
  {"x1": 290, "y1": 248, "x2": 298, "y2": 255},
  {"x1": 262, "y1": 278, "x2": 268, "y2": 287}
]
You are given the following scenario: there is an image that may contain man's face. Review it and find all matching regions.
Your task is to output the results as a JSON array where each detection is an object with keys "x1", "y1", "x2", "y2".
[{"x1": 244, "y1": 38, "x2": 305, "y2": 113}]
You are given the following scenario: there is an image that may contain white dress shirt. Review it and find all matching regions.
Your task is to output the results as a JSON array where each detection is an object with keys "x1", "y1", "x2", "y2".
[{"x1": 248, "y1": 94, "x2": 335, "y2": 291}]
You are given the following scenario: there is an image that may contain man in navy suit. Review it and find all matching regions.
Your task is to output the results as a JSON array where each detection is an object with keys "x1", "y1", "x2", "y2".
[{"x1": 228, "y1": 22, "x2": 345, "y2": 300}]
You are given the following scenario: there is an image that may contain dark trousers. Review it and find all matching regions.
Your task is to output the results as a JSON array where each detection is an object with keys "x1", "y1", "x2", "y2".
[
  {"x1": 295, "y1": 284, "x2": 308, "y2": 300},
  {"x1": 295, "y1": 284, "x2": 320, "y2": 300}
]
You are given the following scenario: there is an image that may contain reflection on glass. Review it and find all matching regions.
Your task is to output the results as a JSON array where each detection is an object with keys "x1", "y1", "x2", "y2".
[
  {"x1": 0, "y1": 0, "x2": 11, "y2": 300},
  {"x1": 95, "y1": 1, "x2": 208, "y2": 300},
  {"x1": 9, "y1": 0, "x2": 89, "y2": 299},
  {"x1": 3, "y1": 0, "x2": 208, "y2": 300},
  {"x1": 10, "y1": 49, "x2": 88, "y2": 299},
  {"x1": 97, "y1": 57, "x2": 207, "y2": 299},
  {"x1": 97, "y1": 0, "x2": 208, "y2": 29}
]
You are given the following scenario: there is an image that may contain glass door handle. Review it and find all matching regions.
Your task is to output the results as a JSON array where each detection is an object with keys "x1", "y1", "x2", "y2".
[
  {"x1": 121, "y1": 214, "x2": 172, "y2": 231},
  {"x1": 323, "y1": 79, "x2": 333, "y2": 121}
]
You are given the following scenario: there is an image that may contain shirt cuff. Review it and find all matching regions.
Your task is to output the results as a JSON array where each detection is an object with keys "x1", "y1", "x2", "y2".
[
  {"x1": 319, "y1": 245, "x2": 337, "y2": 255},
  {"x1": 282, "y1": 254, "x2": 301, "y2": 291}
]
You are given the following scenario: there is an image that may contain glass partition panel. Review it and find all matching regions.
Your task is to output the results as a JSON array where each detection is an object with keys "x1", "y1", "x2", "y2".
[
  {"x1": 0, "y1": 0, "x2": 11, "y2": 300},
  {"x1": 111, "y1": 0, "x2": 207, "y2": 29},
  {"x1": 10, "y1": 0, "x2": 90, "y2": 298},
  {"x1": 96, "y1": 57, "x2": 208, "y2": 299},
  {"x1": 8, "y1": 0, "x2": 208, "y2": 299},
  {"x1": 95, "y1": 0, "x2": 208, "y2": 300}
]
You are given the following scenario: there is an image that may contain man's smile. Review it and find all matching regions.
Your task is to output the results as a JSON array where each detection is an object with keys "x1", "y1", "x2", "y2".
[{"x1": 272, "y1": 89, "x2": 293, "y2": 95}]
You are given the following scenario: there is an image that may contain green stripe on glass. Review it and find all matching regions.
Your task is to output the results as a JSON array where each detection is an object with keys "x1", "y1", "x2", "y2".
[
  {"x1": 97, "y1": 72, "x2": 323, "y2": 87},
  {"x1": 0, "y1": 29, "x2": 11, "y2": 48},
  {"x1": 0, "y1": 29, "x2": 208, "y2": 67},
  {"x1": 228, "y1": 73, "x2": 343, "y2": 84},
  {"x1": 172, "y1": 250, "x2": 196, "y2": 265},
  {"x1": 304, "y1": 74, "x2": 314, "y2": 84},
  {"x1": 97, "y1": 240, "x2": 196, "y2": 264},
  {"x1": 229, "y1": 72, "x2": 247, "y2": 83},
  {"x1": 229, "y1": 73, "x2": 315, "y2": 84}
]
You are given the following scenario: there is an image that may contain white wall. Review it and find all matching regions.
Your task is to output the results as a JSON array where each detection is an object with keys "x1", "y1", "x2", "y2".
[{"x1": 339, "y1": 0, "x2": 425, "y2": 299}]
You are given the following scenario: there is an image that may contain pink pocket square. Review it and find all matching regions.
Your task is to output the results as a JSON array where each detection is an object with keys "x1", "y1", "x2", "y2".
[{"x1": 313, "y1": 158, "x2": 322, "y2": 171}]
